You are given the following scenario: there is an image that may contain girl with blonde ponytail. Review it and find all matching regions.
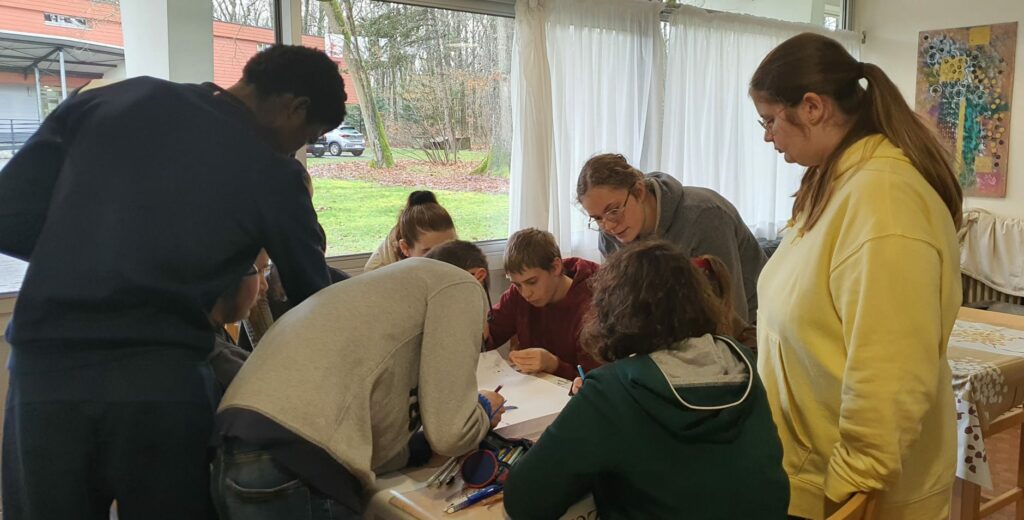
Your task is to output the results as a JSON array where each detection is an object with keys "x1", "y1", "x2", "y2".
[{"x1": 749, "y1": 32, "x2": 962, "y2": 519}]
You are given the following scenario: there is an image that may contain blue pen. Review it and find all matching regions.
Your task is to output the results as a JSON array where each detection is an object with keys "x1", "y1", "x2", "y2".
[
  {"x1": 569, "y1": 365, "x2": 586, "y2": 396},
  {"x1": 444, "y1": 484, "x2": 503, "y2": 513}
]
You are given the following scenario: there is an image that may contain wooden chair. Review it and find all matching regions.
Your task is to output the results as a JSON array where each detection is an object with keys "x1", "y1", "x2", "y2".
[
  {"x1": 954, "y1": 406, "x2": 1024, "y2": 520},
  {"x1": 827, "y1": 493, "x2": 878, "y2": 520}
]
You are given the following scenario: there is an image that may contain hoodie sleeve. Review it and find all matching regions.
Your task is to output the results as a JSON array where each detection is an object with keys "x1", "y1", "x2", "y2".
[
  {"x1": 257, "y1": 160, "x2": 331, "y2": 305},
  {"x1": 824, "y1": 234, "x2": 947, "y2": 502},
  {"x1": 418, "y1": 281, "x2": 492, "y2": 456},
  {"x1": 0, "y1": 99, "x2": 71, "y2": 260},
  {"x1": 504, "y1": 379, "x2": 609, "y2": 519}
]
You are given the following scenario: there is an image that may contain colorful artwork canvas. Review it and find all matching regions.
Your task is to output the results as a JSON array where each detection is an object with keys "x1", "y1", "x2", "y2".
[{"x1": 915, "y1": 22, "x2": 1017, "y2": 198}]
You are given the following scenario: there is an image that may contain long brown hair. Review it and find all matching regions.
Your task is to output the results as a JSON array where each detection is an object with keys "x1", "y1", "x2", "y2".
[
  {"x1": 692, "y1": 255, "x2": 757, "y2": 349},
  {"x1": 749, "y1": 32, "x2": 963, "y2": 231},
  {"x1": 580, "y1": 241, "x2": 727, "y2": 363},
  {"x1": 395, "y1": 190, "x2": 455, "y2": 259}
]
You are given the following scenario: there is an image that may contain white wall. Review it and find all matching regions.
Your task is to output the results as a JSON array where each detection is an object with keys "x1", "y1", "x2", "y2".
[
  {"x1": 0, "y1": 84, "x2": 39, "y2": 121},
  {"x1": 857, "y1": 0, "x2": 1024, "y2": 219}
]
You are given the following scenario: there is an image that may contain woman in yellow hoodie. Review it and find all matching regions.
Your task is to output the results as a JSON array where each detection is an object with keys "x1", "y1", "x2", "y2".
[{"x1": 749, "y1": 33, "x2": 963, "y2": 519}]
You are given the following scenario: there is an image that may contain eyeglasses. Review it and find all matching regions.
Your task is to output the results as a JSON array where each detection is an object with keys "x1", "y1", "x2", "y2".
[
  {"x1": 757, "y1": 107, "x2": 788, "y2": 136},
  {"x1": 586, "y1": 192, "x2": 632, "y2": 231},
  {"x1": 246, "y1": 264, "x2": 273, "y2": 277}
]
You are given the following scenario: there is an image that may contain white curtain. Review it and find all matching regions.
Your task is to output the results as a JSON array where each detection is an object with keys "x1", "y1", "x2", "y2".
[
  {"x1": 511, "y1": 1, "x2": 861, "y2": 256},
  {"x1": 509, "y1": 0, "x2": 557, "y2": 241},
  {"x1": 510, "y1": 0, "x2": 664, "y2": 261},
  {"x1": 660, "y1": 6, "x2": 860, "y2": 238}
]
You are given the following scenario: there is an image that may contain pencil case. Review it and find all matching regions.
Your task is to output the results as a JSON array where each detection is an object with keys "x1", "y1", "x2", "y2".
[{"x1": 459, "y1": 431, "x2": 533, "y2": 488}]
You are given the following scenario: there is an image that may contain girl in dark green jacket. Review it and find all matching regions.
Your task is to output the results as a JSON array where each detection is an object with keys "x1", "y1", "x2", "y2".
[{"x1": 504, "y1": 241, "x2": 788, "y2": 520}]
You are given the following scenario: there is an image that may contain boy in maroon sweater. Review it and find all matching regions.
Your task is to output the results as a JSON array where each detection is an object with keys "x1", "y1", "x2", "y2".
[{"x1": 486, "y1": 228, "x2": 601, "y2": 380}]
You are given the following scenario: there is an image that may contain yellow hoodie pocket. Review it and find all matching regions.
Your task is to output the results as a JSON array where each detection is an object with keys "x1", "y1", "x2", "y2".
[{"x1": 759, "y1": 331, "x2": 815, "y2": 478}]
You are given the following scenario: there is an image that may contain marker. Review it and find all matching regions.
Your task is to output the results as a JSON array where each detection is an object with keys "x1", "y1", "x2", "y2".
[
  {"x1": 445, "y1": 484, "x2": 503, "y2": 513},
  {"x1": 507, "y1": 447, "x2": 526, "y2": 466}
]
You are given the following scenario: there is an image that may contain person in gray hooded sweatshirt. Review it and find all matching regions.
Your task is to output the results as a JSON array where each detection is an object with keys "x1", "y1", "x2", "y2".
[
  {"x1": 504, "y1": 241, "x2": 788, "y2": 520},
  {"x1": 213, "y1": 241, "x2": 504, "y2": 520},
  {"x1": 576, "y1": 153, "x2": 765, "y2": 322}
]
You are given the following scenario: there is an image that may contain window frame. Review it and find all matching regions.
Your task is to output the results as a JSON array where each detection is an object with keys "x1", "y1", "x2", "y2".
[
  {"x1": 43, "y1": 13, "x2": 91, "y2": 30},
  {"x1": 272, "y1": 0, "x2": 514, "y2": 261}
]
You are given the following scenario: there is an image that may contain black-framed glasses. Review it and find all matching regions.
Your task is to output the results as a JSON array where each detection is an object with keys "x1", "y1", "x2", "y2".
[{"x1": 586, "y1": 192, "x2": 632, "y2": 231}]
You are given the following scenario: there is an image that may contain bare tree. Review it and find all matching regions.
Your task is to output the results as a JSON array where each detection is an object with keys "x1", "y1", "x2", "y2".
[
  {"x1": 301, "y1": 0, "x2": 328, "y2": 36},
  {"x1": 212, "y1": 0, "x2": 273, "y2": 28},
  {"x1": 475, "y1": 16, "x2": 512, "y2": 176},
  {"x1": 328, "y1": 0, "x2": 395, "y2": 168}
]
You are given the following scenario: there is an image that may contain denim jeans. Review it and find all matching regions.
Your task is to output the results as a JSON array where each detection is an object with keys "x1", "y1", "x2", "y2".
[{"x1": 211, "y1": 439, "x2": 361, "y2": 520}]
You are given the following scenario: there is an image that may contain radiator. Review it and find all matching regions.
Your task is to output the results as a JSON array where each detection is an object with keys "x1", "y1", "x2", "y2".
[{"x1": 962, "y1": 274, "x2": 1024, "y2": 306}]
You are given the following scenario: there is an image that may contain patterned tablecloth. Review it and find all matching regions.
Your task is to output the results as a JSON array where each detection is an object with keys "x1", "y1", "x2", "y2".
[{"x1": 949, "y1": 307, "x2": 1024, "y2": 489}]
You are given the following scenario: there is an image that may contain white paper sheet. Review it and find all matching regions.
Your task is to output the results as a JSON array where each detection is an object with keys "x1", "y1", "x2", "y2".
[{"x1": 476, "y1": 350, "x2": 572, "y2": 428}]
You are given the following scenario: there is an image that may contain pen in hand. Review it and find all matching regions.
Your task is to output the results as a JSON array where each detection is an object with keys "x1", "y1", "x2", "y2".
[{"x1": 569, "y1": 365, "x2": 585, "y2": 396}]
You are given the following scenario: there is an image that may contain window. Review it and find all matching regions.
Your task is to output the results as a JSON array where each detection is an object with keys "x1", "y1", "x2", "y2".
[
  {"x1": 43, "y1": 13, "x2": 91, "y2": 30},
  {"x1": 212, "y1": 0, "x2": 276, "y2": 87},
  {"x1": 308, "y1": 1, "x2": 512, "y2": 257},
  {"x1": 2, "y1": 1, "x2": 125, "y2": 292},
  {"x1": 678, "y1": 0, "x2": 849, "y2": 30},
  {"x1": 823, "y1": 14, "x2": 839, "y2": 31}
]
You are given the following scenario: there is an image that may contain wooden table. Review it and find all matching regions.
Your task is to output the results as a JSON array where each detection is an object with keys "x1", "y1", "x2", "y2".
[{"x1": 949, "y1": 307, "x2": 1024, "y2": 519}]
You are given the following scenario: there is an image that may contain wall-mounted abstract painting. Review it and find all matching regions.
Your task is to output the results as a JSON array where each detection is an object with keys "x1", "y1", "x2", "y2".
[{"x1": 915, "y1": 22, "x2": 1017, "y2": 198}]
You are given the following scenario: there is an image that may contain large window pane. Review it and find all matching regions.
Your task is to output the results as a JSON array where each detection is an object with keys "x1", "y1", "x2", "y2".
[
  {"x1": 0, "y1": 0, "x2": 127, "y2": 293},
  {"x1": 309, "y1": 1, "x2": 512, "y2": 257},
  {"x1": 212, "y1": 0, "x2": 275, "y2": 86},
  {"x1": 679, "y1": 0, "x2": 848, "y2": 30}
]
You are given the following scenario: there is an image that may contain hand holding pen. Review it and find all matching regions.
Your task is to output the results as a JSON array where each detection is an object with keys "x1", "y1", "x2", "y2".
[
  {"x1": 479, "y1": 385, "x2": 506, "y2": 428},
  {"x1": 569, "y1": 364, "x2": 585, "y2": 396}
]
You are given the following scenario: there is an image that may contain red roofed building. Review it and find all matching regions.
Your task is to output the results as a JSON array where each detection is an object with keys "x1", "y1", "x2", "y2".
[{"x1": 0, "y1": 0, "x2": 356, "y2": 149}]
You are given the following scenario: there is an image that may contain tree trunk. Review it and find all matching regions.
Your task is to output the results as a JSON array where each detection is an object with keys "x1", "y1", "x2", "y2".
[
  {"x1": 478, "y1": 17, "x2": 512, "y2": 176},
  {"x1": 329, "y1": 0, "x2": 394, "y2": 168}
]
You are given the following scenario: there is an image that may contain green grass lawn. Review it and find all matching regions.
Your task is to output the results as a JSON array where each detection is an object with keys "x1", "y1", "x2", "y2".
[
  {"x1": 313, "y1": 177, "x2": 509, "y2": 257},
  {"x1": 307, "y1": 147, "x2": 489, "y2": 166}
]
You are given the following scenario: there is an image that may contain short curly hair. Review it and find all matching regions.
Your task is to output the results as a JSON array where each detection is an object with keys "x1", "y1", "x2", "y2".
[
  {"x1": 242, "y1": 45, "x2": 347, "y2": 129},
  {"x1": 580, "y1": 240, "x2": 727, "y2": 362}
]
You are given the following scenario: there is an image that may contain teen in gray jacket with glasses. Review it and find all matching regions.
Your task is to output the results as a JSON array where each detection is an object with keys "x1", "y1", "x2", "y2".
[{"x1": 576, "y1": 153, "x2": 765, "y2": 322}]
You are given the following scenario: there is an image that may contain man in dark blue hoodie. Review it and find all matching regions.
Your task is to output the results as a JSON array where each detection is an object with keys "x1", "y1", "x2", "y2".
[{"x1": 0, "y1": 45, "x2": 345, "y2": 519}]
